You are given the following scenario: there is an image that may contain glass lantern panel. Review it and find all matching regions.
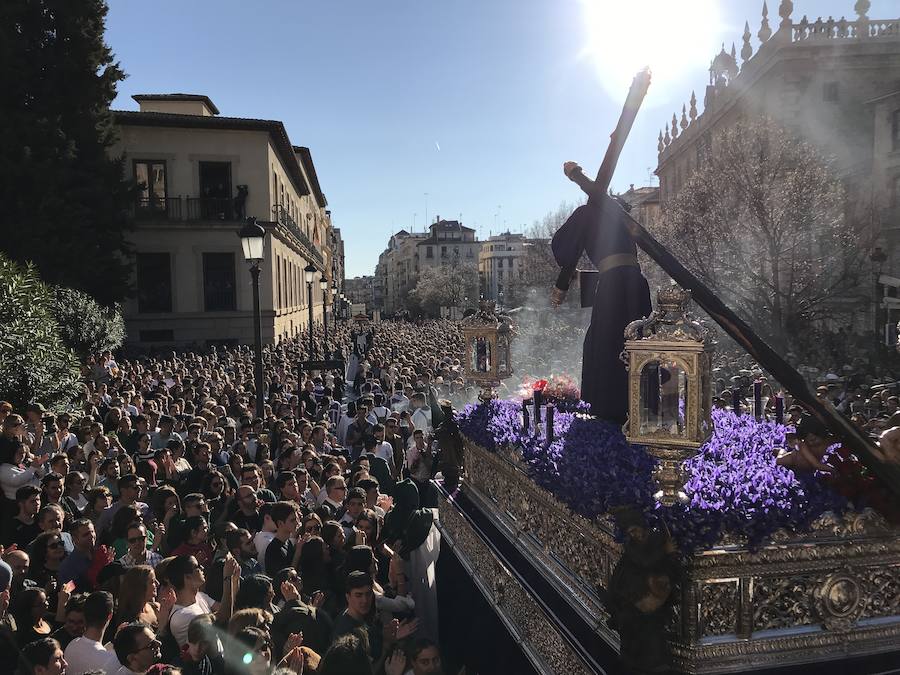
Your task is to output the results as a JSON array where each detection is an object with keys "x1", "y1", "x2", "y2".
[
  {"x1": 470, "y1": 336, "x2": 492, "y2": 373},
  {"x1": 497, "y1": 336, "x2": 509, "y2": 375},
  {"x1": 639, "y1": 360, "x2": 687, "y2": 436}
]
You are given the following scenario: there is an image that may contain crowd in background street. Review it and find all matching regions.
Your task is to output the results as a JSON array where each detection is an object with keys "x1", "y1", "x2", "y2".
[{"x1": 0, "y1": 319, "x2": 473, "y2": 675}]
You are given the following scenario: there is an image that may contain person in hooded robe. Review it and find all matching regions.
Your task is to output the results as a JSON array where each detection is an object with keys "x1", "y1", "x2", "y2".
[
  {"x1": 552, "y1": 162, "x2": 652, "y2": 424},
  {"x1": 382, "y1": 479, "x2": 440, "y2": 642},
  {"x1": 602, "y1": 508, "x2": 680, "y2": 674},
  {"x1": 432, "y1": 401, "x2": 463, "y2": 494}
]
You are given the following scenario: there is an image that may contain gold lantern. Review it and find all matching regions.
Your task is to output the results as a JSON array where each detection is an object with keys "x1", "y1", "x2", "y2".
[
  {"x1": 623, "y1": 285, "x2": 714, "y2": 505},
  {"x1": 461, "y1": 301, "x2": 514, "y2": 401}
]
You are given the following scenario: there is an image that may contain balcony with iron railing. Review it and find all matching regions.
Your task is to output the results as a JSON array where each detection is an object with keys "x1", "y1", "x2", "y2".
[
  {"x1": 131, "y1": 195, "x2": 237, "y2": 222},
  {"x1": 130, "y1": 196, "x2": 324, "y2": 265},
  {"x1": 272, "y1": 204, "x2": 324, "y2": 265}
]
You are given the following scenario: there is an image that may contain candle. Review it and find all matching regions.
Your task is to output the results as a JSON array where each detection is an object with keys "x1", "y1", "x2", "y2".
[
  {"x1": 753, "y1": 381, "x2": 763, "y2": 419},
  {"x1": 534, "y1": 389, "x2": 543, "y2": 427},
  {"x1": 775, "y1": 393, "x2": 784, "y2": 425},
  {"x1": 546, "y1": 405, "x2": 555, "y2": 443},
  {"x1": 523, "y1": 399, "x2": 531, "y2": 433},
  {"x1": 732, "y1": 388, "x2": 741, "y2": 415}
]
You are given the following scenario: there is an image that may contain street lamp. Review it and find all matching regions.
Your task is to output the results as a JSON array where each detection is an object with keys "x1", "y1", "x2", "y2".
[
  {"x1": 319, "y1": 274, "x2": 329, "y2": 348},
  {"x1": 331, "y1": 285, "x2": 338, "y2": 328},
  {"x1": 238, "y1": 218, "x2": 266, "y2": 418},
  {"x1": 304, "y1": 263, "x2": 317, "y2": 357}
]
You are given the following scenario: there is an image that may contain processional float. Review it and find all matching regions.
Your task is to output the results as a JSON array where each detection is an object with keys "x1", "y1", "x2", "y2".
[{"x1": 440, "y1": 68, "x2": 900, "y2": 674}]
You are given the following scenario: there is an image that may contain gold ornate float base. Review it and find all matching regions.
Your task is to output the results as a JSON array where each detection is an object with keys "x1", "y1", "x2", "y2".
[{"x1": 444, "y1": 440, "x2": 900, "y2": 674}]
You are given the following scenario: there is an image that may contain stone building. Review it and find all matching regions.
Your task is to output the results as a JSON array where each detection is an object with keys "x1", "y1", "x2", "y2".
[
  {"x1": 374, "y1": 218, "x2": 482, "y2": 315},
  {"x1": 654, "y1": 1, "x2": 900, "y2": 334},
  {"x1": 344, "y1": 275, "x2": 375, "y2": 309},
  {"x1": 375, "y1": 230, "x2": 428, "y2": 315},
  {"x1": 111, "y1": 93, "x2": 337, "y2": 347},
  {"x1": 478, "y1": 231, "x2": 528, "y2": 304}
]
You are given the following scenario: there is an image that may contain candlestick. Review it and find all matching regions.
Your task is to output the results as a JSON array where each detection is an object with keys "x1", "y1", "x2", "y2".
[
  {"x1": 753, "y1": 381, "x2": 763, "y2": 419},
  {"x1": 775, "y1": 393, "x2": 784, "y2": 425},
  {"x1": 533, "y1": 389, "x2": 543, "y2": 426},
  {"x1": 546, "y1": 404, "x2": 555, "y2": 443},
  {"x1": 523, "y1": 399, "x2": 530, "y2": 433},
  {"x1": 732, "y1": 388, "x2": 741, "y2": 415}
]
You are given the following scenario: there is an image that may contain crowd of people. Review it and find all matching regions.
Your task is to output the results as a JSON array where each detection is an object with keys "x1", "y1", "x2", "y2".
[{"x1": 0, "y1": 319, "x2": 470, "y2": 675}]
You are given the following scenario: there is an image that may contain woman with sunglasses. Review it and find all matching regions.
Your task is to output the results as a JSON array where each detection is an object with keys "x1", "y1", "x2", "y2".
[
  {"x1": 11, "y1": 587, "x2": 54, "y2": 647},
  {"x1": 61, "y1": 471, "x2": 89, "y2": 517},
  {"x1": 29, "y1": 531, "x2": 68, "y2": 608}
]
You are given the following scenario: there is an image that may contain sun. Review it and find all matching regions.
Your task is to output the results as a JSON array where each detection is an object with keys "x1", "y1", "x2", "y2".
[{"x1": 579, "y1": 0, "x2": 724, "y2": 104}]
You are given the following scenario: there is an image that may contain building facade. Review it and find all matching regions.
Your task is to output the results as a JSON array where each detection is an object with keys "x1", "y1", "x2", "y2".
[
  {"x1": 375, "y1": 230, "x2": 428, "y2": 315},
  {"x1": 111, "y1": 93, "x2": 337, "y2": 347},
  {"x1": 344, "y1": 275, "x2": 375, "y2": 309},
  {"x1": 374, "y1": 218, "x2": 482, "y2": 315},
  {"x1": 654, "y1": 2, "x2": 900, "y2": 332},
  {"x1": 478, "y1": 231, "x2": 527, "y2": 304}
]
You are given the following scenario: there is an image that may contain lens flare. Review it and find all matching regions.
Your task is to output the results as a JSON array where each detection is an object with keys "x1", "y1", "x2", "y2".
[{"x1": 579, "y1": 0, "x2": 724, "y2": 103}]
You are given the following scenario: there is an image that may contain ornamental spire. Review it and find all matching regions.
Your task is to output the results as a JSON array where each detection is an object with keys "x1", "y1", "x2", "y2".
[
  {"x1": 778, "y1": 0, "x2": 793, "y2": 30},
  {"x1": 689, "y1": 91, "x2": 697, "y2": 120},
  {"x1": 741, "y1": 21, "x2": 753, "y2": 61},
  {"x1": 658, "y1": 130, "x2": 664, "y2": 153},
  {"x1": 680, "y1": 104, "x2": 689, "y2": 130},
  {"x1": 855, "y1": 0, "x2": 870, "y2": 20},
  {"x1": 759, "y1": 1, "x2": 773, "y2": 41},
  {"x1": 664, "y1": 123, "x2": 671, "y2": 146},
  {"x1": 671, "y1": 113, "x2": 679, "y2": 139}
]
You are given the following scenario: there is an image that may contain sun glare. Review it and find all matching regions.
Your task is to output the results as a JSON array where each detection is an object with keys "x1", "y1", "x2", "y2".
[{"x1": 580, "y1": 0, "x2": 724, "y2": 104}]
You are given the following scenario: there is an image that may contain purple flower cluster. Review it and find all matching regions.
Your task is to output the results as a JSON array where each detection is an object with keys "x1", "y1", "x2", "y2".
[{"x1": 458, "y1": 402, "x2": 849, "y2": 552}]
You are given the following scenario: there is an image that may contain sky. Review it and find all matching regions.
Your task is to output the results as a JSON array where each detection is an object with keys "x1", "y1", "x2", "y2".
[{"x1": 105, "y1": 0, "x2": 893, "y2": 278}]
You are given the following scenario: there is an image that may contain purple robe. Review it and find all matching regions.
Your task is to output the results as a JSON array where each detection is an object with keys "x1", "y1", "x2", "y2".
[{"x1": 551, "y1": 199, "x2": 651, "y2": 423}]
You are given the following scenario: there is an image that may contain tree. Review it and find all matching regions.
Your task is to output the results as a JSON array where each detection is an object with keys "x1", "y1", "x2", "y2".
[
  {"x1": 51, "y1": 286, "x2": 125, "y2": 358},
  {"x1": 0, "y1": 0, "x2": 134, "y2": 306},
  {"x1": 411, "y1": 261, "x2": 480, "y2": 317},
  {"x1": 0, "y1": 255, "x2": 82, "y2": 410},
  {"x1": 656, "y1": 117, "x2": 869, "y2": 352}
]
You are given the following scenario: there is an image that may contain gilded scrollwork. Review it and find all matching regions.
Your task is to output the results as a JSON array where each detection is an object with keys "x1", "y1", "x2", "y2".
[
  {"x1": 699, "y1": 581, "x2": 738, "y2": 636},
  {"x1": 456, "y1": 440, "x2": 900, "y2": 673}
]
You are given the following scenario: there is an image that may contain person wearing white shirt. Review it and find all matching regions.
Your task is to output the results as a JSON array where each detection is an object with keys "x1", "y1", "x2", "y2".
[
  {"x1": 168, "y1": 552, "x2": 238, "y2": 647},
  {"x1": 409, "y1": 394, "x2": 432, "y2": 435},
  {"x1": 64, "y1": 590, "x2": 123, "y2": 675},
  {"x1": 0, "y1": 437, "x2": 45, "y2": 500}
]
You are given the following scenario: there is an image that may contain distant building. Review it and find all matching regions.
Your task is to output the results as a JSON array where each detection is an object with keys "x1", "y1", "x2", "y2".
[
  {"x1": 617, "y1": 185, "x2": 660, "y2": 230},
  {"x1": 375, "y1": 230, "x2": 428, "y2": 315},
  {"x1": 111, "y1": 93, "x2": 336, "y2": 347},
  {"x1": 373, "y1": 218, "x2": 482, "y2": 315},
  {"x1": 345, "y1": 275, "x2": 375, "y2": 309},
  {"x1": 479, "y1": 231, "x2": 528, "y2": 304}
]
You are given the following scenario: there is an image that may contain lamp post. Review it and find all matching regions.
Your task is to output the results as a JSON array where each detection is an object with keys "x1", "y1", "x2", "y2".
[
  {"x1": 304, "y1": 263, "x2": 317, "y2": 357},
  {"x1": 319, "y1": 274, "x2": 329, "y2": 349},
  {"x1": 331, "y1": 285, "x2": 338, "y2": 329},
  {"x1": 238, "y1": 218, "x2": 266, "y2": 419}
]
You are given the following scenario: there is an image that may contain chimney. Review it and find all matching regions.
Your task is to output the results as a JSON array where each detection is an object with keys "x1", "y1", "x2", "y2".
[{"x1": 132, "y1": 94, "x2": 219, "y2": 116}]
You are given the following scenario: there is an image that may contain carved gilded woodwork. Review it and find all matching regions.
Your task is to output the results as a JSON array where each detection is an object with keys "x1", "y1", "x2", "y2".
[{"x1": 454, "y1": 439, "x2": 900, "y2": 673}]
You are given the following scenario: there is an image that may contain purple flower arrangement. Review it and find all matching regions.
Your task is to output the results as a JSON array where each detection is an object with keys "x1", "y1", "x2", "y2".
[{"x1": 457, "y1": 401, "x2": 850, "y2": 552}]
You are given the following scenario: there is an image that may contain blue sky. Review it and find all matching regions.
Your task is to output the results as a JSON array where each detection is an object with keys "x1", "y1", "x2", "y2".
[{"x1": 106, "y1": 0, "x2": 891, "y2": 277}]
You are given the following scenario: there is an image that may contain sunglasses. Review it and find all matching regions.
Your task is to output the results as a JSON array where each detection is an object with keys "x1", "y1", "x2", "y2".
[
  {"x1": 48, "y1": 540, "x2": 65, "y2": 549},
  {"x1": 134, "y1": 639, "x2": 161, "y2": 654},
  {"x1": 304, "y1": 525, "x2": 321, "y2": 533},
  {"x1": 128, "y1": 534, "x2": 147, "y2": 544}
]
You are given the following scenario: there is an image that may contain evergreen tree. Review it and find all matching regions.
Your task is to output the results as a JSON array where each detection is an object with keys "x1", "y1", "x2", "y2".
[
  {"x1": 0, "y1": 254, "x2": 81, "y2": 410},
  {"x1": 51, "y1": 286, "x2": 125, "y2": 358},
  {"x1": 0, "y1": 0, "x2": 133, "y2": 306}
]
